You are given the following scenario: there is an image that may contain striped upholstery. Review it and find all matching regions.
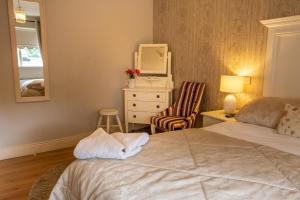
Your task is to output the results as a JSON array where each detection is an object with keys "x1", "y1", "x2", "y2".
[{"x1": 151, "y1": 81, "x2": 205, "y2": 132}]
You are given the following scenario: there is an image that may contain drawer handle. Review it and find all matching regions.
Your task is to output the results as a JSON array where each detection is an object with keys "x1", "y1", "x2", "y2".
[
  {"x1": 133, "y1": 94, "x2": 136, "y2": 97},
  {"x1": 133, "y1": 103, "x2": 136, "y2": 107},
  {"x1": 156, "y1": 105, "x2": 160, "y2": 109},
  {"x1": 133, "y1": 115, "x2": 136, "y2": 118},
  {"x1": 156, "y1": 95, "x2": 160, "y2": 98}
]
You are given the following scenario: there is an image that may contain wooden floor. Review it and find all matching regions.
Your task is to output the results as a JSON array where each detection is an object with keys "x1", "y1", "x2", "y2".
[{"x1": 0, "y1": 148, "x2": 75, "y2": 200}]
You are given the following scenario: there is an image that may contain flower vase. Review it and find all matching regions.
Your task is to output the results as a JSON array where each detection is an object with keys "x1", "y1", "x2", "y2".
[{"x1": 128, "y1": 79, "x2": 135, "y2": 89}]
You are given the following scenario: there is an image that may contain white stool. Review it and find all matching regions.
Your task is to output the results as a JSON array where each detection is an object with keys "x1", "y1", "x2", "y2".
[{"x1": 97, "y1": 108, "x2": 123, "y2": 133}]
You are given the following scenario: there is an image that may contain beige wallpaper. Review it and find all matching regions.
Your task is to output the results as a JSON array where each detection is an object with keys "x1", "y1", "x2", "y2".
[
  {"x1": 0, "y1": 0, "x2": 153, "y2": 148},
  {"x1": 154, "y1": 0, "x2": 300, "y2": 111}
]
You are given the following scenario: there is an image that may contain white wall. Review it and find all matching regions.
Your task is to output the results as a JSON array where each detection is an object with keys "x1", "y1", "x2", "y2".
[{"x1": 0, "y1": 0, "x2": 153, "y2": 148}]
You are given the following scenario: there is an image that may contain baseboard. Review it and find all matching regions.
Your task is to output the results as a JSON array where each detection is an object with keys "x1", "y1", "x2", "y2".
[{"x1": 0, "y1": 132, "x2": 91, "y2": 161}]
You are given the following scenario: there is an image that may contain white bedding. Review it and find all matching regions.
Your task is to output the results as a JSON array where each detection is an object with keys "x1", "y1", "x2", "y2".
[
  {"x1": 204, "y1": 121, "x2": 300, "y2": 156},
  {"x1": 50, "y1": 126, "x2": 300, "y2": 200}
]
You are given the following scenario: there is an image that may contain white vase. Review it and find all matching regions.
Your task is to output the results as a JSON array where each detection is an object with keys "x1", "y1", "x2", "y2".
[{"x1": 128, "y1": 79, "x2": 135, "y2": 88}]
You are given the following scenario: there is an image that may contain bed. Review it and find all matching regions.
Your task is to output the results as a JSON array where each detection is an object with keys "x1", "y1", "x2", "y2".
[
  {"x1": 20, "y1": 79, "x2": 45, "y2": 97},
  {"x1": 50, "y1": 16, "x2": 300, "y2": 200},
  {"x1": 50, "y1": 124, "x2": 300, "y2": 199}
]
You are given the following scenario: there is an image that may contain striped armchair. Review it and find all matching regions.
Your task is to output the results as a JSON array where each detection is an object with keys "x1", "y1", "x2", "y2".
[{"x1": 150, "y1": 81, "x2": 205, "y2": 134}]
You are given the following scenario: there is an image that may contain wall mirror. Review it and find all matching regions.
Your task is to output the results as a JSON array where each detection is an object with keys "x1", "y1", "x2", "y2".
[
  {"x1": 8, "y1": 0, "x2": 49, "y2": 102},
  {"x1": 137, "y1": 44, "x2": 168, "y2": 74}
]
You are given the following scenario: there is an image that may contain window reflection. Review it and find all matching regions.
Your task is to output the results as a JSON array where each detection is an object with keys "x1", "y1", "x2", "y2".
[{"x1": 13, "y1": 0, "x2": 45, "y2": 97}]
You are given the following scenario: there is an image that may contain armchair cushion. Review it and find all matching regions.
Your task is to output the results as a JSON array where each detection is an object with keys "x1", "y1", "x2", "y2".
[{"x1": 151, "y1": 116, "x2": 187, "y2": 131}]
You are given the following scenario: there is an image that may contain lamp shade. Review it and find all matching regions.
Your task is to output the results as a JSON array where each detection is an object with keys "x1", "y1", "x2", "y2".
[{"x1": 220, "y1": 75, "x2": 244, "y2": 94}]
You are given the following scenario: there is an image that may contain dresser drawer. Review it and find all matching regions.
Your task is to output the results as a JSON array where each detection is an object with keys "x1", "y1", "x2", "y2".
[
  {"x1": 128, "y1": 101, "x2": 167, "y2": 112},
  {"x1": 128, "y1": 111, "x2": 157, "y2": 124},
  {"x1": 127, "y1": 91, "x2": 167, "y2": 102}
]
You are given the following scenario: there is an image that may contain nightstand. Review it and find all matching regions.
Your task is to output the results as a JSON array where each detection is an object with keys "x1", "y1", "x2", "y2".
[{"x1": 201, "y1": 110, "x2": 237, "y2": 127}]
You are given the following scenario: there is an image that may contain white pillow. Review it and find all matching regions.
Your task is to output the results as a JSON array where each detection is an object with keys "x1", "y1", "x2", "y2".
[
  {"x1": 277, "y1": 104, "x2": 300, "y2": 138},
  {"x1": 236, "y1": 97, "x2": 300, "y2": 129},
  {"x1": 235, "y1": 97, "x2": 285, "y2": 128}
]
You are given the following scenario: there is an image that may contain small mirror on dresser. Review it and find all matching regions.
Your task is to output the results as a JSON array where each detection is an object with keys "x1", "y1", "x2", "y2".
[
  {"x1": 134, "y1": 44, "x2": 173, "y2": 89},
  {"x1": 137, "y1": 44, "x2": 168, "y2": 74},
  {"x1": 7, "y1": 0, "x2": 50, "y2": 102}
]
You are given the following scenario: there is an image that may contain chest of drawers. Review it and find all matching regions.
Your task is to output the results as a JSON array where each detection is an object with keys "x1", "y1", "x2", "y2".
[{"x1": 123, "y1": 88, "x2": 173, "y2": 132}]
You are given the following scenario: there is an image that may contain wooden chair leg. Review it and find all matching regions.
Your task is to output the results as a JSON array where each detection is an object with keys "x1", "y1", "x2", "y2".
[
  {"x1": 106, "y1": 116, "x2": 110, "y2": 133},
  {"x1": 151, "y1": 124, "x2": 156, "y2": 134},
  {"x1": 116, "y1": 115, "x2": 123, "y2": 132}
]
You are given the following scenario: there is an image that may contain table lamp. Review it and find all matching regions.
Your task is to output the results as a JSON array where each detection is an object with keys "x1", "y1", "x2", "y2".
[{"x1": 220, "y1": 75, "x2": 244, "y2": 116}]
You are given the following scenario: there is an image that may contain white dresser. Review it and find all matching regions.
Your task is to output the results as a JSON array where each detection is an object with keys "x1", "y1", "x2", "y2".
[
  {"x1": 123, "y1": 87, "x2": 172, "y2": 132},
  {"x1": 123, "y1": 44, "x2": 174, "y2": 132}
]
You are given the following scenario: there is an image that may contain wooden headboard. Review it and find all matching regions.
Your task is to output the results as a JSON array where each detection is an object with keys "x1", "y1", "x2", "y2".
[{"x1": 261, "y1": 15, "x2": 300, "y2": 98}]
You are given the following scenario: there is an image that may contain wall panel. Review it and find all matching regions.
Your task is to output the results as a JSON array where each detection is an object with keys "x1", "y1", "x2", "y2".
[
  {"x1": 154, "y1": 0, "x2": 300, "y2": 111},
  {"x1": 0, "y1": 0, "x2": 153, "y2": 148}
]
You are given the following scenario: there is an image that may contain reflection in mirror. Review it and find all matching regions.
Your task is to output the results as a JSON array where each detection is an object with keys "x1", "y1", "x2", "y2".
[
  {"x1": 138, "y1": 44, "x2": 168, "y2": 74},
  {"x1": 8, "y1": 0, "x2": 49, "y2": 102}
]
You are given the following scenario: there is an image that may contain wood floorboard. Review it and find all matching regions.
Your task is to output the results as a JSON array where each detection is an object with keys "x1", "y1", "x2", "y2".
[
  {"x1": 0, "y1": 147, "x2": 75, "y2": 200},
  {"x1": 0, "y1": 155, "x2": 73, "y2": 177}
]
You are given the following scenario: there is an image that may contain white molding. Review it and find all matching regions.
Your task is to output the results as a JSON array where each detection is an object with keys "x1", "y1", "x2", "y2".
[
  {"x1": 0, "y1": 132, "x2": 90, "y2": 160},
  {"x1": 260, "y1": 15, "x2": 300, "y2": 28},
  {"x1": 262, "y1": 15, "x2": 300, "y2": 98}
]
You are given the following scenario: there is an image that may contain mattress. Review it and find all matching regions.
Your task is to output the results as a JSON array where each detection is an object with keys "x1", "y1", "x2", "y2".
[{"x1": 50, "y1": 126, "x2": 300, "y2": 200}]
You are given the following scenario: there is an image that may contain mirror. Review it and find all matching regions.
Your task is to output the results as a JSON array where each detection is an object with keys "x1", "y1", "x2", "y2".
[
  {"x1": 137, "y1": 44, "x2": 168, "y2": 74},
  {"x1": 8, "y1": 0, "x2": 49, "y2": 102}
]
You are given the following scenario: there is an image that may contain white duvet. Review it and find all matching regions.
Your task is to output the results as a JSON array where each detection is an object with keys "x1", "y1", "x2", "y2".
[{"x1": 50, "y1": 124, "x2": 300, "y2": 200}]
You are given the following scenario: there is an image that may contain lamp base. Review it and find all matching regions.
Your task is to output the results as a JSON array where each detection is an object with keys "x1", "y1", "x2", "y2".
[{"x1": 224, "y1": 94, "x2": 237, "y2": 115}]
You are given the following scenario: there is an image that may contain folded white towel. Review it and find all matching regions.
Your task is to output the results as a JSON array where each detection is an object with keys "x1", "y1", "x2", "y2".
[
  {"x1": 74, "y1": 128, "x2": 142, "y2": 160},
  {"x1": 74, "y1": 129, "x2": 150, "y2": 160},
  {"x1": 111, "y1": 132, "x2": 149, "y2": 152}
]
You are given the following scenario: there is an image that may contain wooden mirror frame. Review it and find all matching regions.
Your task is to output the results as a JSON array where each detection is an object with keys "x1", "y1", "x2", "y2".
[
  {"x1": 7, "y1": 0, "x2": 50, "y2": 103},
  {"x1": 137, "y1": 44, "x2": 168, "y2": 75}
]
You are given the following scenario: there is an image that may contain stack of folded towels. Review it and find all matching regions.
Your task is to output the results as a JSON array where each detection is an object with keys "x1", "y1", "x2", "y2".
[{"x1": 74, "y1": 128, "x2": 149, "y2": 160}]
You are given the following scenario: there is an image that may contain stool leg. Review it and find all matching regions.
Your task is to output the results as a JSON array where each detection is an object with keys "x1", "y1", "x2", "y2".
[
  {"x1": 97, "y1": 116, "x2": 103, "y2": 128},
  {"x1": 116, "y1": 115, "x2": 123, "y2": 132},
  {"x1": 106, "y1": 116, "x2": 110, "y2": 133}
]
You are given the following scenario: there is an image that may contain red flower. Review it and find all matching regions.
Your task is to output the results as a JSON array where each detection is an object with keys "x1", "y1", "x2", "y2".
[
  {"x1": 126, "y1": 68, "x2": 140, "y2": 79},
  {"x1": 126, "y1": 69, "x2": 134, "y2": 75},
  {"x1": 135, "y1": 69, "x2": 141, "y2": 76}
]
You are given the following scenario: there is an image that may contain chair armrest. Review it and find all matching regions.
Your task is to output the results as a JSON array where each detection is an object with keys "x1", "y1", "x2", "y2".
[{"x1": 185, "y1": 112, "x2": 198, "y2": 128}]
